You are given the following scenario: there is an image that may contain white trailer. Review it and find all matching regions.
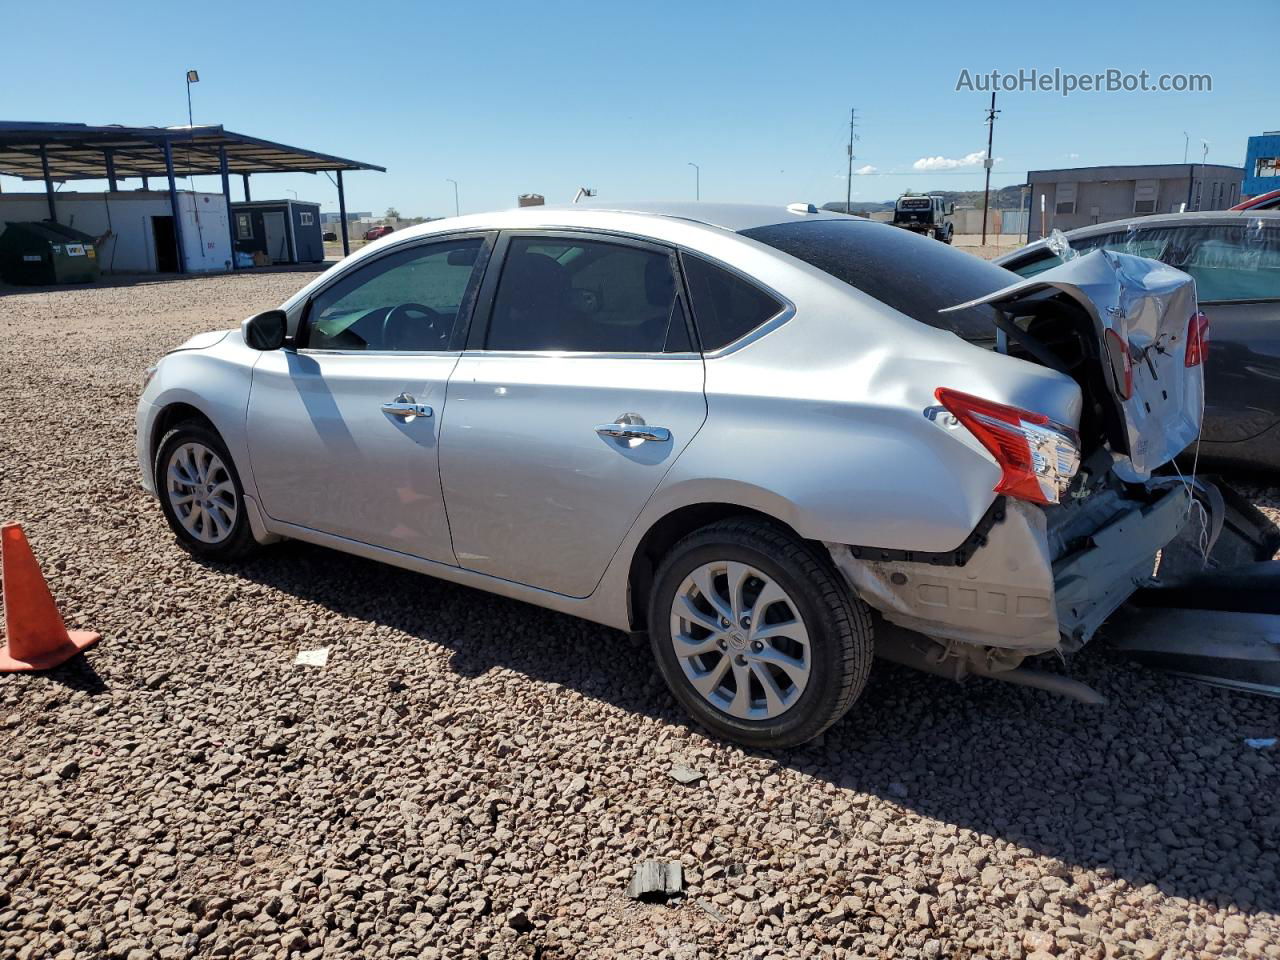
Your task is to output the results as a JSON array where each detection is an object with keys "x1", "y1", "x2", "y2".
[{"x1": 0, "y1": 190, "x2": 231, "y2": 274}]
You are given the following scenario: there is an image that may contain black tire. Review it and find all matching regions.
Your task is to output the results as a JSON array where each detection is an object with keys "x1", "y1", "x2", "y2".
[
  {"x1": 647, "y1": 518, "x2": 873, "y2": 748},
  {"x1": 154, "y1": 420, "x2": 259, "y2": 561}
]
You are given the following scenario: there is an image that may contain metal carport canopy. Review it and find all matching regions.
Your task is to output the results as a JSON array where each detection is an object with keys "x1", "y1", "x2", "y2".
[
  {"x1": 0, "y1": 121, "x2": 384, "y2": 267},
  {"x1": 0, "y1": 121, "x2": 384, "y2": 179}
]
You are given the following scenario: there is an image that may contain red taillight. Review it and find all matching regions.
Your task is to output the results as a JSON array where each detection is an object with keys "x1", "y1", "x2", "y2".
[
  {"x1": 1104, "y1": 328, "x2": 1134, "y2": 399},
  {"x1": 1185, "y1": 311, "x2": 1209, "y2": 367},
  {"x1": 935, "y1": 388, "x2": 1082, "y2": 506}
]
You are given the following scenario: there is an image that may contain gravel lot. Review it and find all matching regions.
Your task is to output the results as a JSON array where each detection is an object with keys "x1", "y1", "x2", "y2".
[{"x1": 1, "y1": 271, "x2": 1278, "y2": 960}]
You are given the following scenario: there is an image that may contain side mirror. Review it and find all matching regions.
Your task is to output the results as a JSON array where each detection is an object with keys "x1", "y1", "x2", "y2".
[
  {"x1": 947, "y1": 203, "x2": 956, "y2": 215},
  {"x1": 243, "y1": 309, "x2": 287, "y2": 350}
]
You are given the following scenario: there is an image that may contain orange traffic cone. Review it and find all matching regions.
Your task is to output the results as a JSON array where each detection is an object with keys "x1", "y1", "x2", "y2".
[{"x1": 0, "y1": 523, "x2": 100, "y2": 672}]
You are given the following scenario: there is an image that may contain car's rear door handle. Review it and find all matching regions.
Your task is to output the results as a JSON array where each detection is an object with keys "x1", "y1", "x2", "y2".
[
  {"x1": 382, "y1": 393, "x2": 432, "y2": 421},
  {"x1": 595, "y1": 423, "x2": 671, "y2": 442}
]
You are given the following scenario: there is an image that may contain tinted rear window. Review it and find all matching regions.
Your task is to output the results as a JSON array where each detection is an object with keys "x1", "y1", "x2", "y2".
[{"x1": 740, "y1": 219, "x2": 1016, "y2": 341}]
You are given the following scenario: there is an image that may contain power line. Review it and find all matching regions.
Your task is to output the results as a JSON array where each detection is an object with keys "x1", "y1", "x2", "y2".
[{"x1": 847, "y1": 169, "x2": 1022, "y2": 177}]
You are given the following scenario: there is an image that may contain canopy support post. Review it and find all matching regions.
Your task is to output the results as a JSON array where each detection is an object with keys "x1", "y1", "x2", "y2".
[
  {"x1": 337, "y1": 170, "x2": 349, "y2": 258},
  {"x1": 40, "y1": 145, "x2": 56, "y2": 222},
  {"x1": 162, "y1": 139, "x2": 188, "y2": 274},
  {"x1": 242, "y1": 173, "x2": 251, "y2": 202},
  {"x1": 104, "y1": 149, "x2": 117, "y2": 191},
  {"x1": 220, "y1": 146, "x2": 235, "y2": 270}
]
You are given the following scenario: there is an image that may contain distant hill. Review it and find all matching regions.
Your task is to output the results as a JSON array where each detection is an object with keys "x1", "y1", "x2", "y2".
[{"x1": 823, "y1": 184, "x2": 1027, "y2": 215}]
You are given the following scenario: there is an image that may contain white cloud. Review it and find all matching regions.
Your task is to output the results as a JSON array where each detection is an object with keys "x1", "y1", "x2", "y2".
[
  {"x1": 911, "y1": 150, "x2": 1000, "y2": 171},
  {"x1": 1066, "y1": 152, "x2": 1080, "y2": 160},
  {"x1": 854, "y1": 164, "x2": 878, "y2": 175}
]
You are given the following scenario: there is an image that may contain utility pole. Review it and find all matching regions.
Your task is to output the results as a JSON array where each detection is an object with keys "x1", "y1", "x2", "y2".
[
  {"x1": 687, "y1": 162, "x2": 700, "y2": 201},
  {"x1": 980, "y1": 92, "x2": 1000, "y2": 246},
  {"x1": 1183, "y1": 131, "x2": 1189, "y2": 164},
  {"x1": 846, "y1": 108, "x2": 859, "y2": 214},
  {"x1": 446, "y1": 178, "x2": 459, "y2": 217}
]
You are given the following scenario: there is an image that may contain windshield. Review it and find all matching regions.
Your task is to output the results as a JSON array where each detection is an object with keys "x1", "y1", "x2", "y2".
[{"x1": 740, "y1": 218, "x2": 1015, "y2": 341}]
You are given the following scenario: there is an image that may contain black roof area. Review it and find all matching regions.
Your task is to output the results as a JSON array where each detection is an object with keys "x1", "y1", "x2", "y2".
[{"x1": 0, "y1": 121, "x2": 385, "y2": 181}]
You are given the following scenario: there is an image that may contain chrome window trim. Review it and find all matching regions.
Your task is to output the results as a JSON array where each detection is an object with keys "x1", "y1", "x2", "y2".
[
  {"x1": 699, "y1": 302, "x2": 796, "y2": 359},
  {"x1": 475, "y1": 228, "x2": 695, "y2": 357},
  {"x1": 297, "y1": 231, "x2": 494, "y2": 354},
  {"x1": 460, "y1": 350, "x2": 702, "y2": 361},
  {"x1": 295, "y1": 349, "x2": 464, "y2": 358},
  {"x1": 680, "y1": 251, "x2": 796, "y2": 359},
  {"x1": 299, "y1": 230, "x2": 495, "y2": 308},
  {"x1": 476, "y1": 226, "x2": 797, "y2": 359}
]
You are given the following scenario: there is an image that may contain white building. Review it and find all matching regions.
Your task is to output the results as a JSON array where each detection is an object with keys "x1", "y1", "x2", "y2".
[{"x1": 0, "y1": 189, "x2": 232, "y2": 274}]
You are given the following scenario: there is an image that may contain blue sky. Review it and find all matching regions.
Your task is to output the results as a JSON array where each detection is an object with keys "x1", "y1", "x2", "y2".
[{"x1": 1, "y1": 0, "x2": 1274, "y2": 217}]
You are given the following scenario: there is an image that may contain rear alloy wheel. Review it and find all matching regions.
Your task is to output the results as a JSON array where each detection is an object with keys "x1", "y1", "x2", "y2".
[
  {"x1": 648, "y1": 519, "x2": 873, "y2": 748},
  {"x1": 155, "y1": 421, "x2": 258, "y2": 561},
  {"x1": 670, "y1": 560, "x2": 812, "y2": 720}
]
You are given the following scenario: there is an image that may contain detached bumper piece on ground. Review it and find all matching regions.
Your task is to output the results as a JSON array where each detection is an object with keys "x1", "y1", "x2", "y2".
[
  {"x1": 1104, "y1": 483, "x2": 1280, "y2": 697},
  {"x1": 0, "y1": 522, "x2": 100, "y2": 672}
]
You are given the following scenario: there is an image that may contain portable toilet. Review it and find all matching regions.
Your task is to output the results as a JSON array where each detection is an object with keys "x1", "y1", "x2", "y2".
[{"x1": 0, "y1": 221, "x2": 100, "y2": 285}]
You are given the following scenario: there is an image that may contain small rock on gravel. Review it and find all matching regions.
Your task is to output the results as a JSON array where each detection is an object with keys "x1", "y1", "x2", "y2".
[{"x1": 668, "y1": 763, "x2": 705, "y2": 785}]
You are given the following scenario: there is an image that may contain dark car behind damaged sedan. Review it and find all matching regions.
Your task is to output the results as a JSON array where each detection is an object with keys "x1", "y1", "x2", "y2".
[{"x1": 997, "y1": 211, "x2": 1280, "y2": 473}]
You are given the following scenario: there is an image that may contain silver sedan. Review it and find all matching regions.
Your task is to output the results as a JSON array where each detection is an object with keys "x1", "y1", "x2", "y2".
[{"x1": 138, "y1": 202, "x2": 1204, "y2": 746}]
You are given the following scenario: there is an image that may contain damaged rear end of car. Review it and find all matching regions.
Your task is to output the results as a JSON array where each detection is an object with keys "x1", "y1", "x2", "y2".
[{"x1": 827, "y1": 249, "x2": 1210, "y2": 698}]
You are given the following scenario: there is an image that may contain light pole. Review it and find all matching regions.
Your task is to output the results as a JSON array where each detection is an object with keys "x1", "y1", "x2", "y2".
[
  {"x1": 687, "y1": 162, "x2": 700, "y2": 201},
  {"x1": 1183, "y1": 131, "x2": 1189, "y2": 164},
  {"x1": 186, "y1": 70, "x2": 199, "y2": 129},
  {"x1": 446, "y1": 178, "x2": 459, "y2": 217},
  {"x1": 184, "y1": 70, "x2": 199, "y2": 179},
  {"x1": 286, "y1": 189, "x2": 298, "y2": 200}
]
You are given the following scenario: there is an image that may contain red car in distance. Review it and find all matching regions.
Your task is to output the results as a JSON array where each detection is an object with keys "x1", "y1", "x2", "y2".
[{"x1": 1231, "y1": 189, "x2": 1280, "y2": 211}]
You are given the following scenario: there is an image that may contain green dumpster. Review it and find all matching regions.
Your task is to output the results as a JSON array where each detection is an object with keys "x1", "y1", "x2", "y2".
[{"x1": 0, "y1": 221, "x2": 100, "y2": 285}]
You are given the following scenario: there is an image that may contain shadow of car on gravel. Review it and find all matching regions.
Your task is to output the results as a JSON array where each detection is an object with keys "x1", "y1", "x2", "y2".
[{"x1": 214, "y1": 540, "x2": 1279, "y2": 917}]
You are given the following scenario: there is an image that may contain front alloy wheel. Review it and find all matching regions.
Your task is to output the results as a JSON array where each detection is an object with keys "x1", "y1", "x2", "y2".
[
  {"x1": 166, "y1": 442, "x2": 238, "y2": 544},
  {"x1": 155, "y1": 420, "x2": 258, "y2": 560}
]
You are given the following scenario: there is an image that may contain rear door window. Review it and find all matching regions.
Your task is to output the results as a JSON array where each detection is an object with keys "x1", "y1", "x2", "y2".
[
  {"x1": 484, "y1": 235, "x2": 689, "y2": 353},
  {"x1": 741, "y1": 218, "x2": 1014, "y2": 342}
]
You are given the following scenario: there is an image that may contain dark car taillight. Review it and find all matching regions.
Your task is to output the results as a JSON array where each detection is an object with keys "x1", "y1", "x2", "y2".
[{"x1": 936, "y1": 388, "x2": 1082, "y2": 506}]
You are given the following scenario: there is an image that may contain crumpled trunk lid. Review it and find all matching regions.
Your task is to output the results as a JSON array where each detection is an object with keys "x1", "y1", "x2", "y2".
[{"x1": 946, "y1": 249, "x2": 1204, "y2": 480}]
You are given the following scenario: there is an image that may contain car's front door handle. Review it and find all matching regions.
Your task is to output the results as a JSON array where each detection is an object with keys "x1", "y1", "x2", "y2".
[
  {"x1": 595, "y1": 422, "x2": 671, "y2": 442},
  {"x1": 382, "y1": 393, "x2": 432, "y2": 421}
]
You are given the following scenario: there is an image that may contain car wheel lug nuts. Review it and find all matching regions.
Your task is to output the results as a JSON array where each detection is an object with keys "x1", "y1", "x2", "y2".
[
  {"x1": 751, "y1": 641, "x2": 763, "y2": 652},
  {"x1": 720, "y1": 618, "x2": 730, "y2": 628}
]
